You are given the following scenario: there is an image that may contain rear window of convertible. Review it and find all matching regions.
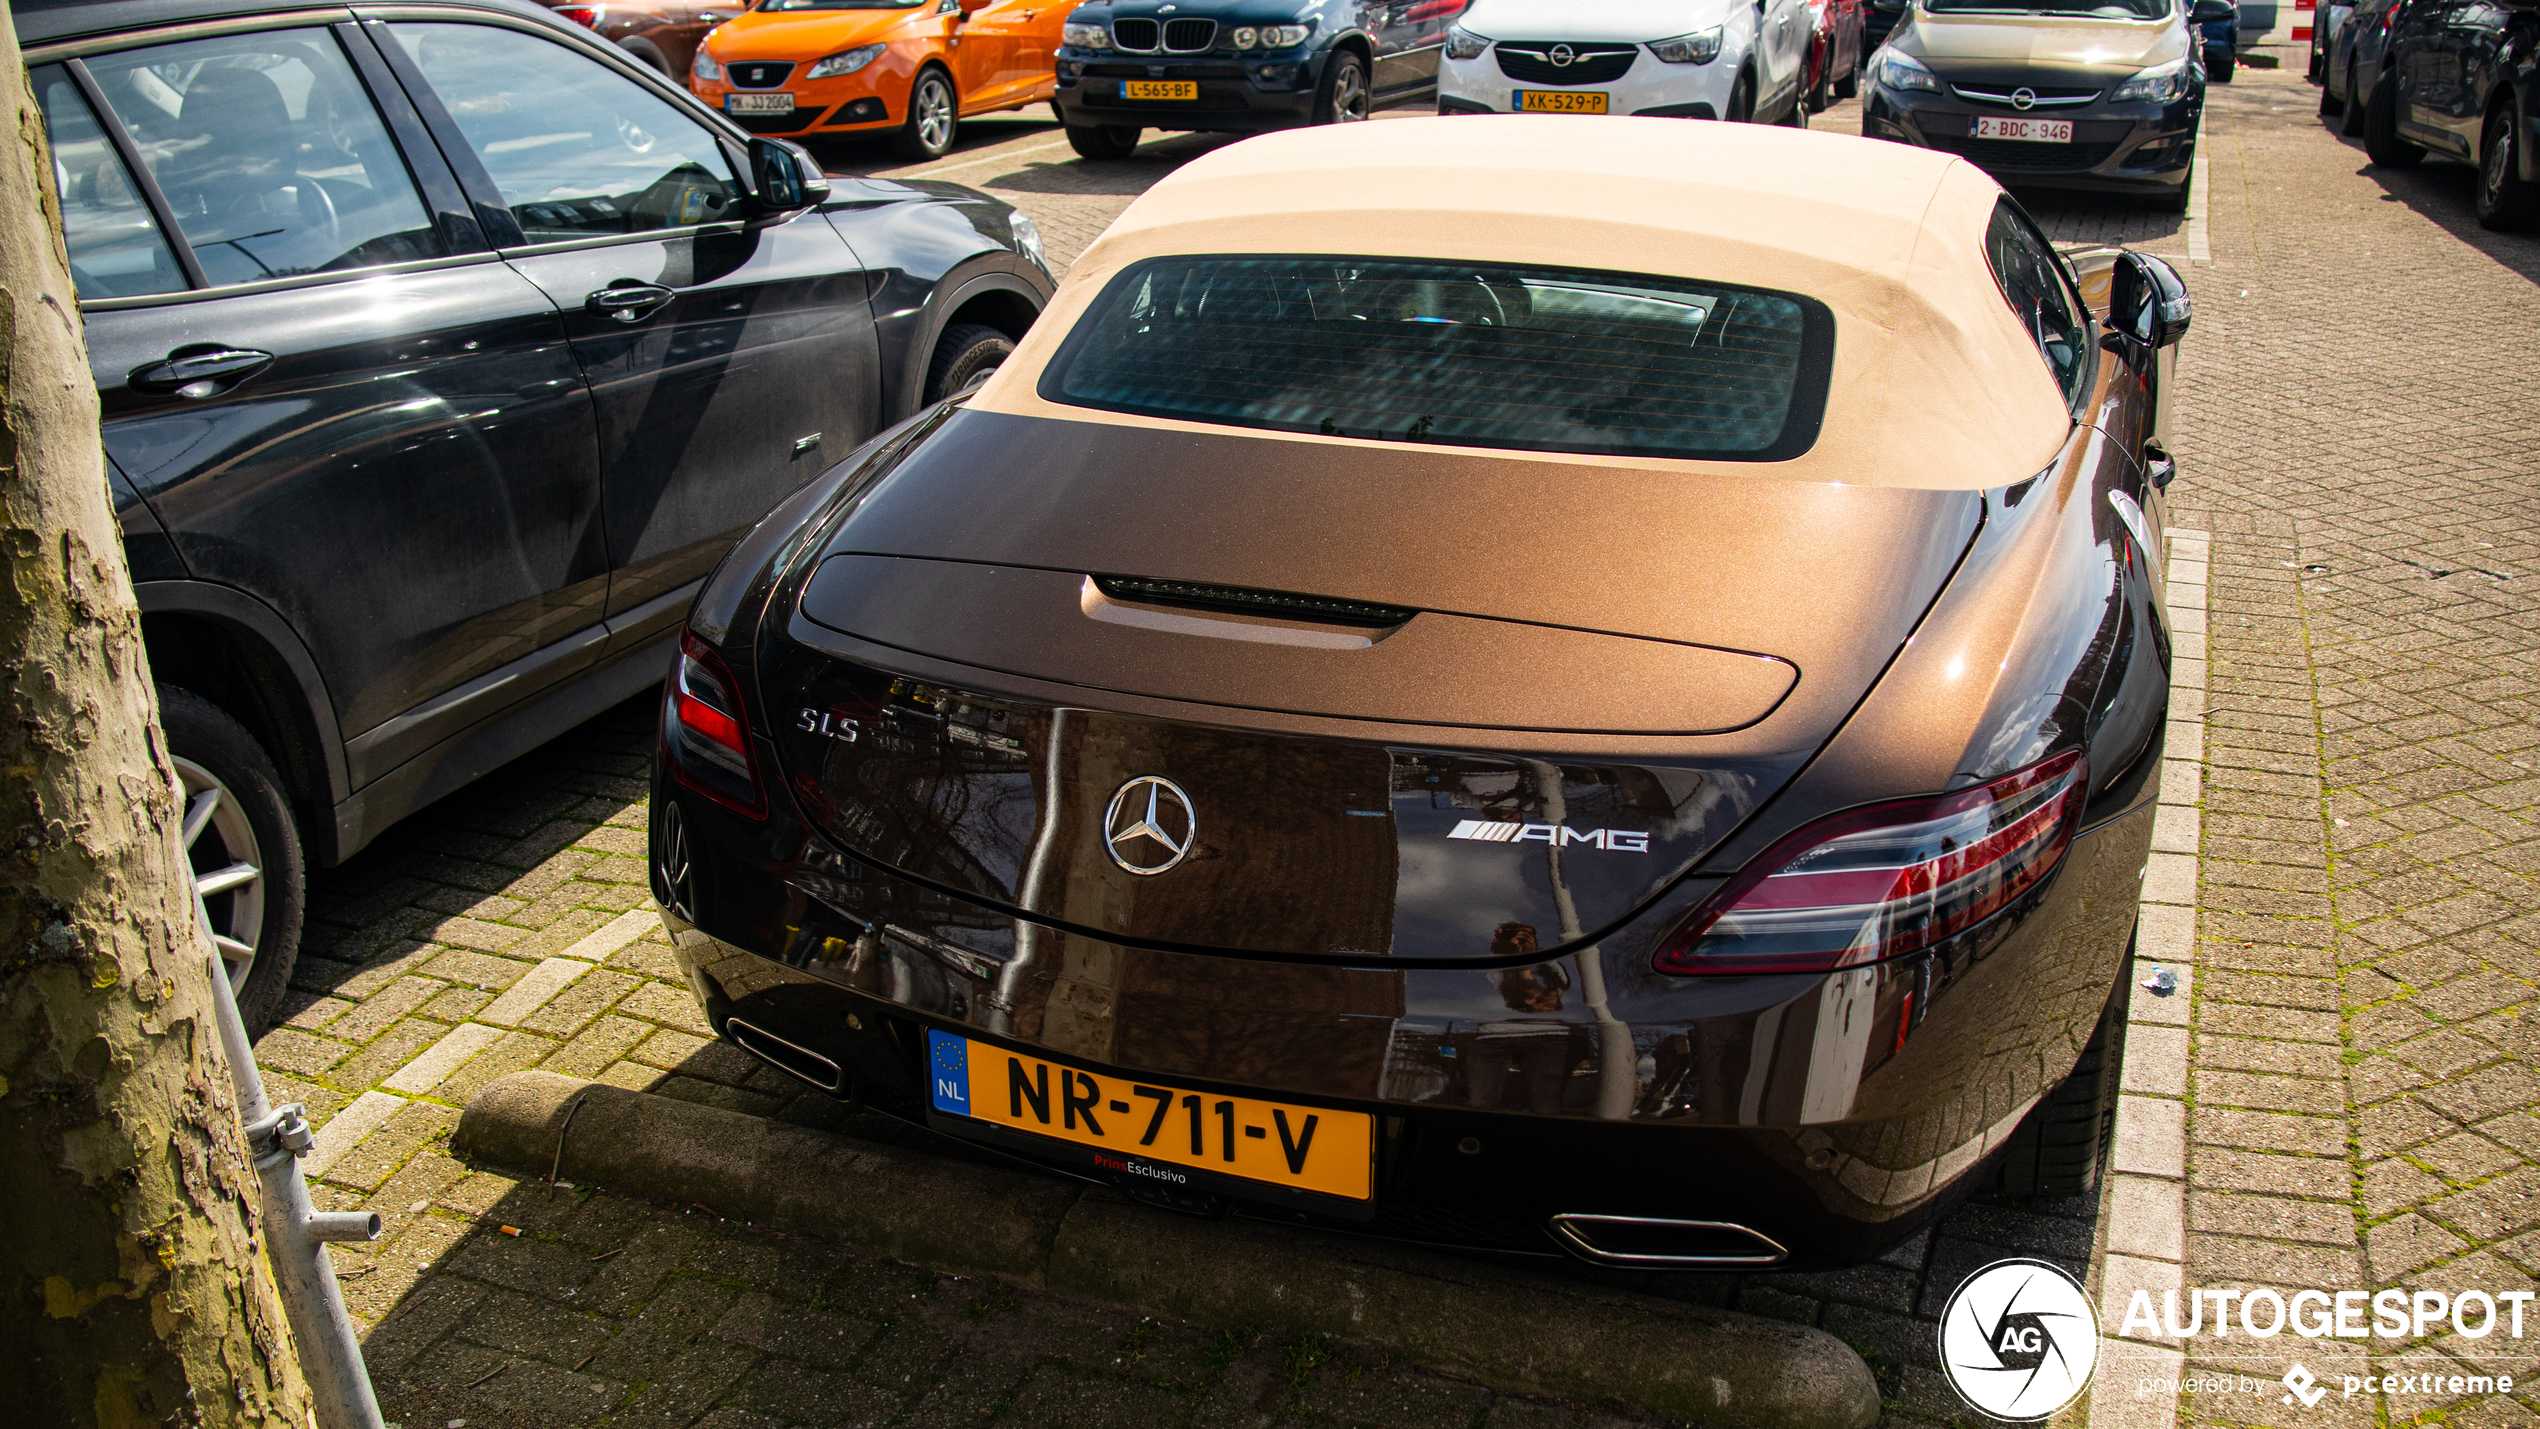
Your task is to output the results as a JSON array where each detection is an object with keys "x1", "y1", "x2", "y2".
[{"x1": 1039, "y1": 256, "x2": 1834, "y2": 462}]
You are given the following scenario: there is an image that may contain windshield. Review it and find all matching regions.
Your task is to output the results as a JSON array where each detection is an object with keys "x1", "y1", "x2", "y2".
[
  {"x1": 1043, "y1": 256, "x2": 1833, "y2": 462},
  {"x1": 1924, "y1": 0, "x2": 2171, "y2": 18}
]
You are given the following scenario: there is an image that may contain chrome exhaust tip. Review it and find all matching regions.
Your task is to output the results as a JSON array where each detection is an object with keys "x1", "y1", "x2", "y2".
[
  {"x1": 725, "y1": 1016, "x2": 848, "y2": 1095},
  {"x1": 1548, "y1": 1214, "x2": 1791, "y2": 1268}
]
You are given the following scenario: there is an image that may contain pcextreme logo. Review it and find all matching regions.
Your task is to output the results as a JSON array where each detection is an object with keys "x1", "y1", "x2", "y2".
[{"x1": 1939, "y1": 1259, "x2": 2099, "y2": 1421}]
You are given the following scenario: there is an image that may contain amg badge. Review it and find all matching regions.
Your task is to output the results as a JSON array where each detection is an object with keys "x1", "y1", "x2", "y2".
[{"x1": 1447, "y1": 820, "x2": 1650, "y2": 852}]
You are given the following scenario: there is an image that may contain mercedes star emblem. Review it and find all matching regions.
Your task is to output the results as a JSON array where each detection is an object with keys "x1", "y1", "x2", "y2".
[
  {"x1": 2012, "y1": 87, "x2": 2038, "y2": 109},
  {"x1": 1550, "y1": 42, "x2": 1575, "y2": 66},
  {"x1": 1104, "y1": 776, "x2": 1196, "y2": 876}
]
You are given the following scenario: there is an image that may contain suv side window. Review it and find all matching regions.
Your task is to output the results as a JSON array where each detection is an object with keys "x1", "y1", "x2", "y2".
[
  {"x1": 82, "y1": 30, "x2": 443, "y2": 287},
  {"x1": 385, "y1": 23, "x2": 740, "y2": 244},
  {"x1": 30, "y1": 68, "x2": 188, "y2": 299},
  {"x1": 1982, "y1": 199, "x2": 2089, "y2": 405}
]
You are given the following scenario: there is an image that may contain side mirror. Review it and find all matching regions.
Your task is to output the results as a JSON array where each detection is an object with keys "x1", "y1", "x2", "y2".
[
  {"x1": 2108, "y1": 251, "x2": 2191, "y2": 350},
  {"x1": 2189, "y1": 0, "x2": 2235, "y2": 21},
  {"x1": 959, "y1": 0, "x2": 995, "y2": 13},
  {"x1": 748, "y1": 137, "x2": 831, "y2": 214}
]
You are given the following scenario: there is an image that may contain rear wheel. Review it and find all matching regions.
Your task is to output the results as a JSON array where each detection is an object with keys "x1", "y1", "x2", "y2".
[
  {"x1": 2363, "y1": 69, "x2": 2423, "y2": 166},
  {"x1": 1315, "y1": 50, "x2": 1371, "y2": 124},
  {"x1": 2477, "y1": 102, "x2": 2540, "y2": 230},
  {"x1": 1833, "y1": 46, "x2": 1861, "y2": 99},
  {"x1": 164, "y1": 687, "x2": 304, "y2": 1033},
  {"x1": 1065, "y1": 123, "x2": 1142, "y2": 159},
  {"x1": 1805, "y1": 40, "x2": 1832, "y2": 111},
  {"x1": 924, "y1": 322, "x2": 1014, "y2": 403},
  {"x1": 2341, "y1": 62, "x2": 2369, "y2": 135},
  {"x1": 2319, "y1": 67, "x2": 2344, "y2": 115},
  {"x1": 1728, "y1": 71, "x2": 1755, "y2": 122},
  {"x1": 1987, "y1": 956, "x2": 2128, "y2": 1197},
  {"x1": 893, "y1": 66, "x2": 959, "y2": 162},
  {"x1": 2210, "y1": 47, "x2": 2235, "y2": 82}
]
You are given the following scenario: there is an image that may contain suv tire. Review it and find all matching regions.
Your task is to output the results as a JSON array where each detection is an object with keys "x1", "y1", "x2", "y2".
[
  {"x1": 2363, "y1": 69, "x2": 2424, "y2": 166},
  {"x1": 1987, "y1": 954, "x2": 2128, "y2": 1197},
  {"x1": 2477, "y1": 102, "x2": 2540, "y2": 230},
  {"x1": 1314, "y1": 50, "x2": 1371, "y2": 124},
  {"x1": 925, "y1": 323, "x2": 1014, "y2": 403},
  {"x1": 1066, "y1": 123, "x2": 1142, "y2": 160},
  {"x1": 163, "y1": 687, "x2": 304, "y2": 1032}
]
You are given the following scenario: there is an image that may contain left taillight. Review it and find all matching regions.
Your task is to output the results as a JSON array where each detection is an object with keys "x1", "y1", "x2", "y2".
[
  {"x1": 663, "y1": 627, "x2": 767, "y2": 818},
  {"x1": 555, "y1": 6, "x2": 601, "y2": 26},
  {"x1": 1654, "y1": 750, "x2": 2087, "y2": 976}
]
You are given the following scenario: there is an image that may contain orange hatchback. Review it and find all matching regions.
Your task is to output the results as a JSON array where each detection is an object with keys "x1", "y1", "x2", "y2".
[{"x1": 692, "y1": 0, "x2": 1064, "y2": 159}]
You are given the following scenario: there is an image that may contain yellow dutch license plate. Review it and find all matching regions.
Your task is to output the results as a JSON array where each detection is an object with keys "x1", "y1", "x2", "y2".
[
  {"x1": 1514, "y1": 89, "x2": 1607, "y2": 113},
  {"x1": 1121, "y1": 80, "x2": 1200, "y2": 100},
  {"x1": 926, "y1": 1031, "x2": 1373, "y2": 1200}
]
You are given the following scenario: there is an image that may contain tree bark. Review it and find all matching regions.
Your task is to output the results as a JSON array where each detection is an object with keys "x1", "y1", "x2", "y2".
[{"x1": 0, "y1": 14, "x2": 314, "y2": 1425}]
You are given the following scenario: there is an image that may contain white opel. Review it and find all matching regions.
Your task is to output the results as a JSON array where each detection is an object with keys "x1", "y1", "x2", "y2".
[{"x1": 1437, "y1": 0, "x2": 1815, "y2": 123}]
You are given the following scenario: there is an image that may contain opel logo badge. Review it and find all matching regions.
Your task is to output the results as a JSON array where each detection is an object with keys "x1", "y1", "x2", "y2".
[
  {"x1": 2012, "y1": 86, "x2": 2038, "y2": 109},
  {"x1": 1550, "y1": 42, "x2": 1575, "y2": 65},
  {"x1": 1104, "y1": 776, "x2": 1196, "y2": 876}
]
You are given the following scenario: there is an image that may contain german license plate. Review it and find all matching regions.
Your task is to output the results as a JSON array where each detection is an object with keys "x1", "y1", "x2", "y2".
[
  {"x1": 1121, "y1": 80, "x2": 1199, "y2": 100},
  {"x1": 1515, "y1": 89, "x2": 1608, "y2": 113},
  {"x1": 726, "y1": 92, "x2": 795, "y2": 114},
  {"x1": 926, "y1": 1031, "x2": 1373, "y2": 1200},
  {"x1": 1972, "y1": 115, "x2": 2073, "y2": 142}
]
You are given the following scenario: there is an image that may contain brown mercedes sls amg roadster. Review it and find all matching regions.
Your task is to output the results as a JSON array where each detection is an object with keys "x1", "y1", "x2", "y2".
[{"x1": 649, "y1": 116, "x2": 2192, "y2": 1270}]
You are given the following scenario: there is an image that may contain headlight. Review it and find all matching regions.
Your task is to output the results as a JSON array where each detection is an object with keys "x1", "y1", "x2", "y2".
[
  {"x1": 691, "y1": 48, "x2": 723, "y2": 81},
  {"x1": 1062, "y1": 22, "x2": 1110, "y2": 47},
  {"x1": 2110, "y1": 55, "x2": 2191, "y2": 102},
  {"x1": 1871, "y1": 48, "x2": 1942, "y2": 92},
  {"x1": 1230, "y1": 25, "x2": 1259, "y2": 47},
  {"x1": 1647, "y1": 26, "x2": 1723, "y2": 62},
  {"x1": 805, "y1": 43, "x2": 888, "y2": 78},
  {"x1": 1268, "y1": 23, "x2": 1312, "y2": 46},
  {"x1": 1444, "y1": 26, "x2": 1491, "y2": 59},
  {"x1": 1009, "y1": 213, "x2": 1047, "y2": 273}
]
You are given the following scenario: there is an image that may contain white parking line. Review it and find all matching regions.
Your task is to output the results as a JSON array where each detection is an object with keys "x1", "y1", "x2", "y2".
[
  {"x1": 477, "y1": 956, "x2": 594, "y2": 1028},
  {"x1": 557, "y1": 906, "x2": 661, "y2": 964},
  {"x1": 380, "y1": 1023, "x2": 506, "y2": 1095},
  {"x1": 2088, "y1": 525, "x2": 2209, "y2": 1429},
  {"x1": 304, "y1": 1089, "x2": 406, "y2": 1179},
  {"x1": 2187, "y1": 110, "x2": 2213, "y2": 263}
]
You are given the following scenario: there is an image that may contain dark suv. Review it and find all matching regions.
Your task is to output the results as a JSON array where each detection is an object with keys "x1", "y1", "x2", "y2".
[
  {"x1": 22, "y1": 0, "x2": 1052, "y2": 1027},
  {"x1": 2354, "y1": 0, "x2": 2539, "y2": 229},
  {"x1": 1050, "y1": 0, "x2": 1465, "y2": 158}
]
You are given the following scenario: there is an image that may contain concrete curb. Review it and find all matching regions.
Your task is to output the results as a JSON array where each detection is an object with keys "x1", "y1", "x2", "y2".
[{"x1": 457, "y1": 1071, "x2": 1882, "y2": 1429}]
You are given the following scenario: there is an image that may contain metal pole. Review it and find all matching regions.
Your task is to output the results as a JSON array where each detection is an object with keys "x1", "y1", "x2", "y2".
[{"x1": 202, "y1": 941, "x2": 385, "y2": 1428}]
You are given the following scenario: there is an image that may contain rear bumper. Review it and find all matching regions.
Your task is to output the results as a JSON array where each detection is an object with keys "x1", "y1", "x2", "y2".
[{"x1": 650, "y1": 759, "x2": 2155, "y2": 1269}]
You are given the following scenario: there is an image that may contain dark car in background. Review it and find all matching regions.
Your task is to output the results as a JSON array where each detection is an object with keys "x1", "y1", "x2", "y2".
[
  {"x1": 2198, "y1": 0, "x2": 2237, "y2": 80},
  {"x1": 1863, "y1": 0, "x2": 2208, "y2": 210},
  {"x1": 23, "y1": 0, "x2": 1051, "y2": 1028},
  {"x1": 1051, "y1": 0, "x2": 1465, "y2": 157},
  {"x1": 1805, "y1": 0, "x2": 1870, "y2": 109},
  {"x1": 2321, "y1": 0, "x2": 2399, "y2": 126},
  {"x1": 2353, "y1": 0, "x2": 2538, "y2": 228},
  {"x1": 545, "y1": 0, "x2": 742, "y2": 80}
]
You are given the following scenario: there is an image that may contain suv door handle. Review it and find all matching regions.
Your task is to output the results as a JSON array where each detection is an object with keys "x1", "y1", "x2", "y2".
[
  {"x1": 585, "y1": 283, "x2": 678, "y2": 323},
  {"x1": 129, "y1": 346, "x2": 275, "y2": 397}
]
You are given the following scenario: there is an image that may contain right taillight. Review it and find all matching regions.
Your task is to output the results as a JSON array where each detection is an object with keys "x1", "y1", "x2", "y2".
[
  {"x1": 662, "y1": 628, "x2": 766, "y2": 818},
  {"x1": 1654, "y1": 750, "x2": 2087, "y2": 976},
  {"x1": 554, "y1": 6, "x2": 602, "y2": 26}
]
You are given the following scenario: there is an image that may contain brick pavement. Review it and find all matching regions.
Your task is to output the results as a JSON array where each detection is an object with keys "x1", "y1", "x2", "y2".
[{"x1": 253, "y1": 81, "x2": 2540, "y2": 1428}]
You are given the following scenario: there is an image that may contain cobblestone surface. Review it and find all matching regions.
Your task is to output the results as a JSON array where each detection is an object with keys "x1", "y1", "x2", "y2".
[{"x1": 256, "y1": 68, "x2": 2539, "y2": 1427}]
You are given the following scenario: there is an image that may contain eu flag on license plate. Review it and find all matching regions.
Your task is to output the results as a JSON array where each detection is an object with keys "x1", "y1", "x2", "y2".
[{"x1": 927, "y1": 1029, "x2": 970, "y2": 1114}]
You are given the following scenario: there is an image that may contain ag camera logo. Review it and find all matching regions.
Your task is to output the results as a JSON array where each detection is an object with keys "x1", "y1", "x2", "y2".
[{"x1": 1939, "y1": 1258, "x2": 2099, "y2": 1420}]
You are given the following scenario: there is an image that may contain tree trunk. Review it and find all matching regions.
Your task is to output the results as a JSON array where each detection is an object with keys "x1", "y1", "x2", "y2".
[{"x1": 0, "y1": 15, "x2": 314, "y2": 1425}]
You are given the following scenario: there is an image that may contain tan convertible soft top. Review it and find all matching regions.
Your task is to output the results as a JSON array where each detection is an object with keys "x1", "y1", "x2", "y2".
[{"x1": 970, "y1": 115, "x2": 2075, "y2": 490}]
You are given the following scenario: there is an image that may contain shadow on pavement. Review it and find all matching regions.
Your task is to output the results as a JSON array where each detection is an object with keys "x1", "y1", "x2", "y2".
[{"x1": 2348, "y1": 146, "x2": 2540, "y2": 284}]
